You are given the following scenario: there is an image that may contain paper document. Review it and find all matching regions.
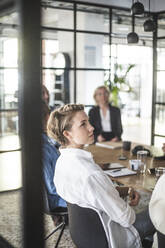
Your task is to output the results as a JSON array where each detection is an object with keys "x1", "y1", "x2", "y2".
[
  {"x1": 96, "y1": 141, "x2": 122, "y2": 149},
  {"x1": 104, "y1": 168, "x2": 137, "y2": 177}
]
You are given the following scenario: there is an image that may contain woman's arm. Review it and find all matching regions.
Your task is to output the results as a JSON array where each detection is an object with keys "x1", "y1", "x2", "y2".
[{"x1": 85, "y1": 172, "x2": 136, "y2": 227}]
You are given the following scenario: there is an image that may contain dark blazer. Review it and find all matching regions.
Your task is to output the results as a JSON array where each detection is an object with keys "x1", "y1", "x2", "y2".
[{"x1": 88, "y1": 104, "x2": 123, "y2": 142}]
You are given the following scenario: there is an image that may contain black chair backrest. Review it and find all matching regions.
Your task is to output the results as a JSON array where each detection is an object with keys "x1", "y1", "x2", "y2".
[
  {"x1": 43, "y1": 187, "x2": 67, "y2": 217},
  {"x1": 67, "y1": 202, "x2": 108, "y2": 248},
  {"x1": 43, "y1": 187, "x2": 52, "y2": 215}
]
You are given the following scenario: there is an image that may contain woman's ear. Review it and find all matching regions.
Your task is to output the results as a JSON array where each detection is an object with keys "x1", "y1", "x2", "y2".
[{"x1": 63, "y1": 130, "x2": 72, "y2": 142}]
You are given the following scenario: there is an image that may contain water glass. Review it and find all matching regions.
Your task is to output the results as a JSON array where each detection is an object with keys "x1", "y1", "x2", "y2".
[{"x1": 137, "y1": 150, "x2": 148, "y2": 173}]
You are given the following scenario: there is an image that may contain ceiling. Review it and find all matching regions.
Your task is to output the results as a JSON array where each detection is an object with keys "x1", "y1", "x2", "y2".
[
  {"x1": 0, "y1": 0, "x2": 165, "y2": 47},
  {"x1": 71, "y1": 0, "x2": 165, "y2": 12}
]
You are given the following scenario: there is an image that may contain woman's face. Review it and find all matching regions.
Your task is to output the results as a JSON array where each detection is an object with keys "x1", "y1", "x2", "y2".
[
  {"x1": 64, "y1": 110, "x2": 94, "y2": 148},
  {"x1": 95, "y1": 88, "x2": 109, "y2": 105}
]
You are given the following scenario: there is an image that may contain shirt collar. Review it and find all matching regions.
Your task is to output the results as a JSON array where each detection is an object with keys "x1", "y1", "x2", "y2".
[{"x1": 59, "y1": 147, "x2": 93, "y2": 159}]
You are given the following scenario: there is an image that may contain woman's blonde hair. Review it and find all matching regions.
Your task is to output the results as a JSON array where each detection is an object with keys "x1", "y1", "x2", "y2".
[
  {"x1": 93, "y1": 85, "x2": 110, "y2": 105},
  {"x1": 47, "y1": 104, "x2": 84, "y2": 145}
]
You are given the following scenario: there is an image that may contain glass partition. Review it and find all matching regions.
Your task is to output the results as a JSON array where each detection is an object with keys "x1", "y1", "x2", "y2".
[
  {"x1": 42, "y1": 31, "x2": 74, "y2": 68},
  {"x1": 77, "y1": 4, "x2": 109, "y2": 33},
  {"x1": 76, "y1": 70, "x2": 104, "y2": 105},
  {"x1": 155, "y1": 105, "x2": 165, "y2": 136},
  {"x1": 42, "y1": 1, "x2": 74, "y2": 29},
  {"x1": 153, "y1": 13, "x2": 165, "y2": 143},
  {"x1": 0, "y1": 2, "x2": 22, "y2": 248},
  {"x1": 77, "y1": 33, "x2": 109, "y2": 69},
  {"x1": 157, "y1": 13, "x2": 165, "y2": 37},
  {"x1": 0, "y1": 26, "x2": 20, "y2": 149}
]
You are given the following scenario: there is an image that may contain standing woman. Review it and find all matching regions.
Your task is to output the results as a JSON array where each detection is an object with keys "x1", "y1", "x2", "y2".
[
  {"x1": 89, "y1": 85, "x2": 122, "y2": 143},
  {"x1": 47, "y1": 104, "x2": 155, "y2": 248}
]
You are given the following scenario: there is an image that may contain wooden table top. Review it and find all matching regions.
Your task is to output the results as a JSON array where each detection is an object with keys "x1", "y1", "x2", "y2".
[{"x1": 85, "y1": 142, "x2": 165, "y2": 192}]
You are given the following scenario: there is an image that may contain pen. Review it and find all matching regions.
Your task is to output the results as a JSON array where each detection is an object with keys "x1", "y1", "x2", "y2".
[{"x1": 112, "y1": 169, "x2": 121, "y2": 172}]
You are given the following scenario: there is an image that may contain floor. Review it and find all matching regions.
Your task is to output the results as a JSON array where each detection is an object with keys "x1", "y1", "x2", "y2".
[
  {"x1": 0, "y1": 190, "x2": 75, "y2": 248},
  {"x1": 0, "y1": 189, "x2": 158, "y2": 247}
]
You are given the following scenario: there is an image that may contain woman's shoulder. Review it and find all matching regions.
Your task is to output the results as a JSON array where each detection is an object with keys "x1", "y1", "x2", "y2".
[
  {"x1": 109, "y1": 104, "x2": 120, "y2": 112},
  {"x1": 58, "y1": 148, "x2": 97, "y2": 170}
]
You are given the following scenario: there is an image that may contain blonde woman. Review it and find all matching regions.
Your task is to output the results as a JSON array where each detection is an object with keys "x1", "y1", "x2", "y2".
[
  {"x1": 47, "y1": 104, "x2": 155, "y2": 248},
  {"x1": 89, "y1": 86, "x2": 122, "y2": 143}
]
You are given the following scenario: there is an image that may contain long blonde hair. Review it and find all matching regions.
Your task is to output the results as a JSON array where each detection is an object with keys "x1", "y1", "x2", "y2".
[
  {"x1": 47, "y1": 104, "x2": 84, "y2": 145},
  {"x1": 93, "y1": 85, "x2": 110, "y2": 105}
]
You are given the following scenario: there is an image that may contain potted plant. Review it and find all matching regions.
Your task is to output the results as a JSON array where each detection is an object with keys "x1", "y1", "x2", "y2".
[{"x1": 105, "y1": 63, "x2": 135, "y2": 107}]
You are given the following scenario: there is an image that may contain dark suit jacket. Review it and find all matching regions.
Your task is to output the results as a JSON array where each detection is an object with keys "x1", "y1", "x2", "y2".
[{"x1": 88, "y1": 104, "x2": 123, "y2": 142}]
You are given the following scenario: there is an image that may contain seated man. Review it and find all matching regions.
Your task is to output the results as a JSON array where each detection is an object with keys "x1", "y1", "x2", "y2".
[
  {"x1": 149, "y1": 174, "x2": 165, "y2": 248},
  {"x1": 42, "y1": 101, "x2": 67, "y2": 225}
]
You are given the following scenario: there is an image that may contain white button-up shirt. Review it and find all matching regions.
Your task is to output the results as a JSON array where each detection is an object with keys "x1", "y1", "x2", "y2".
[
  {"x1": 100, "y1": 108, "x2": 112, "y2": 132},
  {"x1": 149, "y1": 174, "x2": 165, "y2": 235},
  {"x1": 54, "y1": 148, "x2": 141, "y2": 248}
]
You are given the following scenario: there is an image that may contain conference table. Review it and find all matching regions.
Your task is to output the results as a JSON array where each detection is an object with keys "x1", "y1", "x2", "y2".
[{"x1": 85, "y1": 141, "x2": 165, "y2": 193}]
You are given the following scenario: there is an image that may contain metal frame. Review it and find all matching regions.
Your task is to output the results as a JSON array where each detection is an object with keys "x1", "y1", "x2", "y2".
[
  {"x1": 151, "y1": 11, "x2": 165, "y2": 144},
  {"x1": 19, "y1": 0, "x2": 44, "y2": 247},
  {"x1": 151, "y1": 14, "x2": 158, "y2": 144}
]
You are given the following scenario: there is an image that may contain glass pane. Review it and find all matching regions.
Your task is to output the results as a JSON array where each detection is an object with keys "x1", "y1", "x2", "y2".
[
  {"x1": 0, "y1": 110, "x2": 19, "y2": 138},
  {"x1": 112, "y1": 9, "x2": 131, "y2": 35},
  {"x1": 0, "y1": 38, "x2": 18, "y2": 67},
  {"x1": 155, "y1": 105, "x2": 165, "y2": 136},
  {"x1": 0, "y1": 69, "x2": 18, "y2": 110},
  {"x1": 157, "y1": 40, "x2": 165, "y2": 70},
  {"x1": 0, "y1": 5, "x2": 22, "y2": 248},
  {"x1": 43, "y1": 69, "x2": 74, "y2": 105},
  {"x1": 0, "y1": 11, "x2": 19, "y2": 26},
  {"x1": 112, "y1": 36, "x2": 128, "y2": 45},
  {"x1": 41, "y1": 4, "x2": 73, "y2": 29},
  {"x1": 76, "y1": 70, "x2": 104, "y2": 105},
  {"x1": 156, "y1": 71, "x2": 165, "y2": 102},
  {"x1": 77, "y1": 4, "x2": 109, "y2": 33},
  {"x1": 77, "y1": 33, "x2": 109, "y2": 68},
  {"x1": 158, "y1": 13, "x2": 165, "y2": 37},
  {"x1": 154, "y1": 136, "x2": 165, "y2": 149},
  {"x1": 42, "y1": 32, "x2": 74, "y2": 68}
]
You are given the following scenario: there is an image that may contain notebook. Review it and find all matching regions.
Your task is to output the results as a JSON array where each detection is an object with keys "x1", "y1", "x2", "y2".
[
  {"x1": 107, "y1": 163, "x2": 125, "y2": 169},
  {"x1": 96, "y1": 141, "x2": 123, "y2": 149},
  {"x1": 104, "y1": 168, "x2": 137, "y2": 177}
]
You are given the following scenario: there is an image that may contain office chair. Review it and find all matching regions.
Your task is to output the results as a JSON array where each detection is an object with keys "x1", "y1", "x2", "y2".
[
  {"x1": 157, "y1": 231, "x2": 165, "y2": 248},
  {"x1": 44, "y1": 189, "x2": 68, "y2": 248},
  {"x1": 67, "y1": 202, "x2": 108, "y2": 248}
]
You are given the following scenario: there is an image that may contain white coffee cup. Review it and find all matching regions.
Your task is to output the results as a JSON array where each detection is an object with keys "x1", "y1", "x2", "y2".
[{"x1": 129, "y1": 159, "x2": 141, "y2": 171}]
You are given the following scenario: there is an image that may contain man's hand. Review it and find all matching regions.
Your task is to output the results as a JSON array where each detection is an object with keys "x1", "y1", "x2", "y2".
[{"x1": 129, "y1": 188, "x2": 140, "y2": 206}]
